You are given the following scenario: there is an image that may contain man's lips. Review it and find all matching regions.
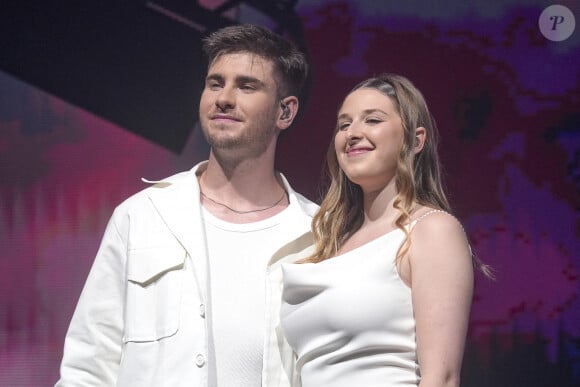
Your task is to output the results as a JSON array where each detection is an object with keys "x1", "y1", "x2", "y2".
[{"x1": 211, "y1": 114, "x2": 241, "y2": 122}]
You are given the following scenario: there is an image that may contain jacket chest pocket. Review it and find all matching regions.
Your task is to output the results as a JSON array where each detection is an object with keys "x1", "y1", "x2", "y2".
[{"x1": 124, "y1": 245, "x2": 186, "y2": 343}]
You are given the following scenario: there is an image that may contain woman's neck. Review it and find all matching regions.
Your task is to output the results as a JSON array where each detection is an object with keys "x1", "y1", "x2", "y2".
[{"x1": 362, "y1": 179, "x2": 399, "y2": 225}]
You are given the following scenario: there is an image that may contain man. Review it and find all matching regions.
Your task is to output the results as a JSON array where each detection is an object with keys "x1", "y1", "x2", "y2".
[{"x1": 56, "y1": 24, "x2": 317, "y2": 386}]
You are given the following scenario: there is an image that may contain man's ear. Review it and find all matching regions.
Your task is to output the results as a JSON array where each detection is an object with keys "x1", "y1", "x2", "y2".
[
  {"x1": 414, "y1": 127, "x2": 426, "y2": 154},
  {"x1": 277, "y1": 96, "x2": 299, "y2": 130}
]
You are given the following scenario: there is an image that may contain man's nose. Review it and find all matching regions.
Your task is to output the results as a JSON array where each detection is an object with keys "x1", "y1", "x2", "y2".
[{"x1": 215, "y1": 86, "x2": 235, "y2": 110}]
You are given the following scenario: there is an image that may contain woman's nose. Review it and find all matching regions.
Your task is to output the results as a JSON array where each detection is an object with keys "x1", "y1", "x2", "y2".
[{"x1": 345, "y1": 122, "x2": 362, "y2": 141}]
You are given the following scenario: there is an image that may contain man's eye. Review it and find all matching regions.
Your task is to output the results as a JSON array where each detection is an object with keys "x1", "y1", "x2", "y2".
[{"x1": 240, "y1": 84, "x2": 256, "y2": 91}]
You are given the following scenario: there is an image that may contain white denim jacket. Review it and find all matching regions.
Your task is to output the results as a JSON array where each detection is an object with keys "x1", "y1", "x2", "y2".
[{"x1": 56, "y1": 162, "x2": 317, "y2": 387}]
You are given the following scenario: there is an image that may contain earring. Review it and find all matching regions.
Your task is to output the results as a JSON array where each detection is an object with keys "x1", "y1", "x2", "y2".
[{"x1": 281, "y1": 105, "x2": 290, "y2": 119}]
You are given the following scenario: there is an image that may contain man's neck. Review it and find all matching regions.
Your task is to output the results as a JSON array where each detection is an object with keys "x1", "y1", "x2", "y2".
[
  {"x1": 202, "y1": 151, "x2": 280, "y2": 196},
  {"x1": 197, "y1": 152, "x2": 289, "y2": 223}
]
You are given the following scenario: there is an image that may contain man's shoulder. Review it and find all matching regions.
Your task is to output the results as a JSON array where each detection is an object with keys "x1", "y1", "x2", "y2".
[
  {"x1": 114, "y1": 168, "x2": 198, "y2": 214},
  {"x1": 278, "y1": 172, "x2": 319, "y2": 218},
  {"x1": 292, "y1": 191, "x2": 319, "y2": 218}
]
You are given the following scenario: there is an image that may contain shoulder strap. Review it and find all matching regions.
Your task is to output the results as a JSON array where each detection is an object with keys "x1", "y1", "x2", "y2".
[
  {"x1": 412, "y1": 209, "x2": 448, "y2": 227},
  {"x1": 410, "y1": 209, "x2": 466, "y2": 234},
  {"x1": 410, "y1": 209, "x2": 472, "y2": 255}
]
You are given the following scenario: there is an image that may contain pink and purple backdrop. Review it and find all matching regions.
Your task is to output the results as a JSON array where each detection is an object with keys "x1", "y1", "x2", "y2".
[{"x1": 1, "y1": 1, "x2": 579, "y2": 385}]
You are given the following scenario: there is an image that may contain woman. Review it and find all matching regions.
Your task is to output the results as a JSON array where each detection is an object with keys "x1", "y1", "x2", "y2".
[{"x1": 281, "y1": 74, "x2": 491, "y2": 386}]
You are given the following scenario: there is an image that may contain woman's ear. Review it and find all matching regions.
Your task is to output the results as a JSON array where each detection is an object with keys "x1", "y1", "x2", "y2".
[
  {"x1": 277, "y1": 96, "x2": 299, "y2": 130},
  {"x1": 414, "y1": 127, "x2": 426, "y2": 154}
]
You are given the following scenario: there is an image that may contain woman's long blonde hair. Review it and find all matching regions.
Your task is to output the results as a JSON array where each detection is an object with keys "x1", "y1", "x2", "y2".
[{"x1": 305, "y1": 74, "x2": 450, "y2": 263}]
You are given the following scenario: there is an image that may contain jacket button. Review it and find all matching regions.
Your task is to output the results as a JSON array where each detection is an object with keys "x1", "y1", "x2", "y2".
[
  {"x1": 195, "y1": 354, "x2": 206, "y2": 367},
  {"x1": 199, "y1": 303, "x2": 205, "y2": 318}
]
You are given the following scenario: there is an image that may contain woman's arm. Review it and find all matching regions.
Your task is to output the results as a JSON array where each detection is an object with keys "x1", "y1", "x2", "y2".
[{"x1": 408, "y1": 211, "x2": 474, "y2": 387}]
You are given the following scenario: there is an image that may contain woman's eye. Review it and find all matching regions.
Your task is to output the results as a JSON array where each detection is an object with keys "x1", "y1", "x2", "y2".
[
  {"x1": 366, "y1": 118, "x2": 382, "y2": 124},
  {"x1": 338, "y1": 122, "x2": 350, "y2": 131}
]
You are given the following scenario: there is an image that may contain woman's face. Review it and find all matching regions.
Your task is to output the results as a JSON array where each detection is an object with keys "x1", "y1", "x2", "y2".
[{"x1": 334, "y1": 88, "x2": 404, "y2": 192}]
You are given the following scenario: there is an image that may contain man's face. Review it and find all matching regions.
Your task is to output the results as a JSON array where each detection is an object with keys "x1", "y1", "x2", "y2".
[{"x1": 199, "y1": 52, "x2": 281, "y2": 157}]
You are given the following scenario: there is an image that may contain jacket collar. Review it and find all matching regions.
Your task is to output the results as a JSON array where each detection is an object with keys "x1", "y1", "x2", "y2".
[
  {"x1": 143, "y1": 163, "x2": 206, "y2": 262},
  {"x1": 142, "y1": 161, "x2": 317, "y2": 265}
]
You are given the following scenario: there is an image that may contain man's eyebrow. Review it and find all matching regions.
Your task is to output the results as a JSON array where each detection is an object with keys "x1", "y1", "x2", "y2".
[
  {"x1": 235, "y1": 75, "x2": 265, "y2": 87},
  {"x1": 205, "y1": 74, "x2": 265, "y2": 88},
  {"x1": 205, "y1": 73, "x2": 223, "y2": 82}
]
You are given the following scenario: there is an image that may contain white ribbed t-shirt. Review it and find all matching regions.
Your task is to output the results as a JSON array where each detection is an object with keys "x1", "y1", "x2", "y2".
[{"x1": 202, "y1": 205, "x2": 294, "y2": 386}]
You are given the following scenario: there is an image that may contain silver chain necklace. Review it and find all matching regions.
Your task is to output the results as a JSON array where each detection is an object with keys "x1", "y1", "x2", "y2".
[{"x1": 200, "y1": 190, "x2": 286, "y2": 214}]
